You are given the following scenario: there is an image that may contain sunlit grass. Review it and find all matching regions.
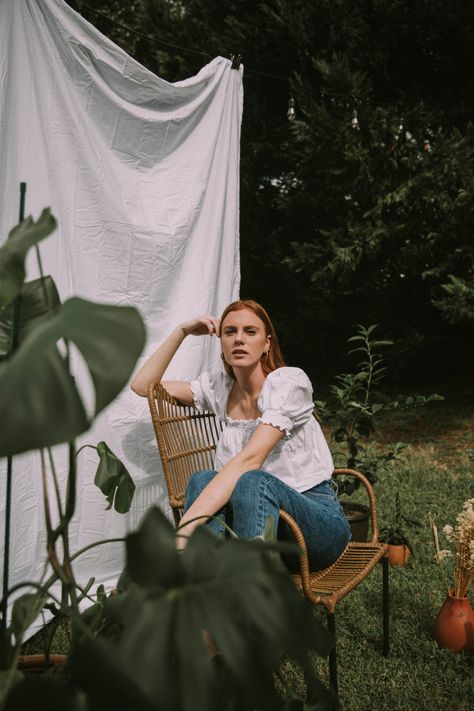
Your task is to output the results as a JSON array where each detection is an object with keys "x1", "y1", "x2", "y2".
[{"x1": 287, "y1": 403, "x2": 474, "y2": 710}]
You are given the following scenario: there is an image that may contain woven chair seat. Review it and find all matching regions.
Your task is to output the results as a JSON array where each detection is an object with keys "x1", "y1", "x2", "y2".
[{"x1": 291, "y1": 541, "x2": 386, "y2": 613}]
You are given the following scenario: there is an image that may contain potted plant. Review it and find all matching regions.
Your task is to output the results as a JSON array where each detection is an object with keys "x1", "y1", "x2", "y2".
[
  {"x1": 314, "y1": 325, "x2": 442, "y2": 541},
  {"x1": 379, "y1": 492, "x2": 420, "y2": 566},
  {"x1": 429, "y1": 500, "x2": 474, "y2": 653},
  {"x1": 379, "y1": 528, "x2": 412, "y2": 567},
  {"x1": 0, "y1": 208, "x2": 336, "y2": 710},
  {"x1": 0, "y1": 207, "x2": 143, "y2": 684}
]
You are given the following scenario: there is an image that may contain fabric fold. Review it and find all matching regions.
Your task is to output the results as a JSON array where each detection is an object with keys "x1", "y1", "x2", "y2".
[{"x1": 0, "y1": 0, "x2": 242, "y2": 637}]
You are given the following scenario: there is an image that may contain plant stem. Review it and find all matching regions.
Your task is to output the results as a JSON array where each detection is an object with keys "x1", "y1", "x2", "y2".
[
  {"x1": 0, "y1": 537, "x2": 125, "y2": 612},
  {"x1": 47, "y1": 448, "x2": 64, "y2": 520},
  {"x1": 1, "y1": 457, "x2": 14, "y2": 629},
  {"x1": 52, "y1": 443, "x2": 79, "y2": 541},
  {"x1": 75, "y1": 444, "x2": 98, "y2": 457},
  {"x1": 34, "y1": 243, "x2": 52, "y2": 316},
  {"x1": 363, "y1": 331, "x2": 374, "y2": 407},
  {"x1": 39, "y1": 450, "x2": 69, "y2": 588},
  {"x1": 0, "y1": 581, "x2": 62, "y2": 610},
  {"x1": 69, "y1": 537, "x2": 125, "y2": 563},
  {"x1": 1, "y1": 186, "x2": 27, "y2": 630},
  {"x1": 58, "y1": 443, "x2": 80, "y2": 615},
  {"x1": 429, "y1": 515, "x2": 450, "y2": 592}
]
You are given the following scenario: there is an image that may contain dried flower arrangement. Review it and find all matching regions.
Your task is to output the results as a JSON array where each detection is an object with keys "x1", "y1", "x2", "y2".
[{"x1": 430, "y1": 498, "x2": 474, "y2": 598}]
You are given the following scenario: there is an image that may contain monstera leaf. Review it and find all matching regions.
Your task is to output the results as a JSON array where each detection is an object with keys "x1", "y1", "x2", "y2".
[
  {"x1": 94, "y1": 442, "x2": 135, "y2": 514},
  {"x1": 0, "y1": 275, "x2": 61, "y2": 360},
  {"x1": 0, "y1": 208, "x2": 57, "y2": 308},
  {"x1": 69, "y1": 508, "x2": 335, "y2": 711},
  {"x1": 0, "y1": 298, "x2": 146, "y2": 456}
]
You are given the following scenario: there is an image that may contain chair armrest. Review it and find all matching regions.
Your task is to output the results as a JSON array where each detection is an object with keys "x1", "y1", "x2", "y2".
[
  {"x1": 278, "y1": 509, "x2": 312, "y2": 591},
  {"x1": 333, "y1": 468, "x2": 380, "y2": 543}
]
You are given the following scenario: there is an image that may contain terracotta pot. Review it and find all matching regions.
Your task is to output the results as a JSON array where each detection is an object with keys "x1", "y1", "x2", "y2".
[
  {"x1": 17, "y1": 654, "x2": 67, "y2": 674},
  {"x1": 432, "y1": 590, "x2": 474, "y2": 654},
  {"x1": 386, "y1": 543, "x2": 410, "y2": 567}
]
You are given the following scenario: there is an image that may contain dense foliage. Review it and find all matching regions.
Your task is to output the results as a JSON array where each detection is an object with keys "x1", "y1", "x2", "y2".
[{"x1": 70, "y1": 0, "x2": 474, "y2": 389}]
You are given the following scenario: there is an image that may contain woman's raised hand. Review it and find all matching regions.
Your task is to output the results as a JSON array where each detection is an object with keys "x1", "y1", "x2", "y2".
[
  {"x1": 181, "y1": 315, "x2": 220, "y2": 338},
  {"x1": 131, "y1": 314, "x2": 221, "y2": 396}
]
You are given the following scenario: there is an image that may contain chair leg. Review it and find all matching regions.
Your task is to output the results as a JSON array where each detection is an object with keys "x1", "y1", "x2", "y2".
[
  {"x1": 382, "y1": 555, "x2": 390, "y2": 657},
  {"x1": 327, "y1": 612, "x2": 338, "y2": 697}
]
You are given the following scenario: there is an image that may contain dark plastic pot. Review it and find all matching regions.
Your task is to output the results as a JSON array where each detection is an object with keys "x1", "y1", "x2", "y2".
[{"x1": 341, "y1": 501, "x2": 370, "y2": 542}]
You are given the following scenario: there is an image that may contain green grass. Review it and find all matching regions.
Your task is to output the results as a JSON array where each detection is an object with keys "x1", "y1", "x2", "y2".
[
  {"x1": 23, "y1": 403, "x2": 474, "y2": 710},
  {"x1": 283, "y1": 403, "x2": 474, "y2": 710}
]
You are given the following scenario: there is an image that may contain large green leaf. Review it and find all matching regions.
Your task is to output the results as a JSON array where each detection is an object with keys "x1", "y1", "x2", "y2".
[
  {"x1": 4, "y1": 677, "x2": 86, "y2": 711},
  {"x1": 10, "y1": 592, "x2": 47, "y2": 646},
  {"x1": 94, "y1": 441, "x2": 136, "y2": 513},
  {"x1": 0, "y1": 628, "x2": 14, "y2": 670},
  {"x1": 69, "y1": 636, "x2": 155, "y2": 711},
  {"x1": 0, "y1": 209, "x2": 57, "y2": 308},
  {"x1": 70, "y1": 508, "x2": 334, "y2": 711},
  {"x1": 0, "y1": 340, "x2": 86, "y2": 455},
  {"x1": 125, "y1": 506, "x2": 183, "y2": 588},
  {"x1": 0, "y1": 276, "x2": 61, "y2": 360},
  {"x1": 0, "y1": 298, "x2": 146, "y2": 456}
]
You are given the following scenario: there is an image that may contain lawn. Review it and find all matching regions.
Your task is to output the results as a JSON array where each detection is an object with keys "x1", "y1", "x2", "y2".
[
  {"x1": 280, "y1": 402, "x2": 474, "y2": 710},
  {"x1": 23, "y1": 403, "x2": 474, "y2": 710}
]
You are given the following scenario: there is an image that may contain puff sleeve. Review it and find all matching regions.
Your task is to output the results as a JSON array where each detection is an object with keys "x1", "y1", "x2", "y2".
[
  {"x1": 257, "y1": 367, "x2": 315, "y2": 437},
  {"x1": 188, "y1": 371, "x2": 231, "y2": 418}
]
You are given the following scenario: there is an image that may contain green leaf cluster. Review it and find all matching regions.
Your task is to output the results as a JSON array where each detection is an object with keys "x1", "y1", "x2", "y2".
[
  {"x1": 0, "y1": 208, "x2": 145, "y2": 704},
  {"x1": 0, "y1": 210, "x2": 146, "y2": 456},
  {"x1": 0, "y1": 276, "x2": 61, "y2": 361},
  {"x1": 67, "y1": 508, "x2": 335, "y2": 711},
  {"x1": 432, "y1": 274, "x2": 474, "y2": 324},
  {"x1": 4, "y1": 510, "x2": 336, "y2": 710},
  {"x1": 315, "y1": 324, "x2": 442, "y2": 494},
  {"x1": 0, "y1": 209, "x2": 57, "y2": 309},
  {"x1": 0, "y1": 297, "x2": 146, "y2": 456},
  {"x1": 379, "y1": 492, "x2": 422, "y2": 553}
]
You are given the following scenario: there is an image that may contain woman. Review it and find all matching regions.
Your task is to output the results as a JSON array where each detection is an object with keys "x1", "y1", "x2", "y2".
[{"x1": 131, "y1": 300, "x2": 350, "y2": 568}]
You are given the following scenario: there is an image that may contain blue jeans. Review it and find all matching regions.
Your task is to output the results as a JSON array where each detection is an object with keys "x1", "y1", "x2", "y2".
[{"x1": 184, "y1": 469, "x2": 351, "y2": 570}]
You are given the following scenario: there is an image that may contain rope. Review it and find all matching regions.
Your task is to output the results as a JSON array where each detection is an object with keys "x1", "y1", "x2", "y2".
[{"x1": 75, "y1": 1, "x2": 292, "y2": 86}]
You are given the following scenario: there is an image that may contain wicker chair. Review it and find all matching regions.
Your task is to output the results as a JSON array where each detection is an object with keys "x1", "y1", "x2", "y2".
[{"x1": 147, "y1": 382, "x2": 390, "y2": 694}]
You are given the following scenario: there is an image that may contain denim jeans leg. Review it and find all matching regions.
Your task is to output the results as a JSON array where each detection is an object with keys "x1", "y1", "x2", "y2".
[
  {"x1": 229, "y1": 470, "x2": 351, "y2": 570},
  {"x1": 183, "y1": 469, "x2": 226, "y2": 536},
  {"x1": 297, "y1": 481, "x2": 352, "y2": 569}
]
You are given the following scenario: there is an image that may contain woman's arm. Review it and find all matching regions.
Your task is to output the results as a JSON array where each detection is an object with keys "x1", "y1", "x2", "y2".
[
  {"x1": 178, "y1": 423, "x2": 285, "y2": 544},
  {"x1": 130, "y1": 315, "x2": 220, "y2": 398}
]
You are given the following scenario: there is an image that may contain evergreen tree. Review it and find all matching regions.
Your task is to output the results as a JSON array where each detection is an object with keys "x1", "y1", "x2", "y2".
[{"x1": 68, "y1": 0, "x2": 474, "y2": 388}]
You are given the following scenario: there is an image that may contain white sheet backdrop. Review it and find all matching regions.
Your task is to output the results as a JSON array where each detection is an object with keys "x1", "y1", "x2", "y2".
[{"x1": 0, "y1": 0, "x2": 242, "y2": 623}]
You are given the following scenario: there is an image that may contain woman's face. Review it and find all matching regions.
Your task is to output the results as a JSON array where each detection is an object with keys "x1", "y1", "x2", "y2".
[{"x1": 220, "y1": 308, "x2": 270, "y2": 371}]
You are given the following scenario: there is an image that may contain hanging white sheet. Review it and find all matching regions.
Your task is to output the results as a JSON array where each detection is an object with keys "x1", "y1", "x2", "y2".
[{"x1": 0, "y1": 0, "x2": 242, "y2": 628}]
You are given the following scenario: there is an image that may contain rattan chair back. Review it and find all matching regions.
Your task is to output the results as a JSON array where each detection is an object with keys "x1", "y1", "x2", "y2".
[{"x1": 147, "y1": 382, "x2": 223, "y2": 525}]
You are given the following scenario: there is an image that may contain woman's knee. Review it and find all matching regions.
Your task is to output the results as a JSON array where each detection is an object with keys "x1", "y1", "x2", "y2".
[
  {"x1": 184, "y1": 469, "x2": 217, "y2": 508},
  {"x1": 231, "y1": 469, "x2": 270, "y2": 502}
]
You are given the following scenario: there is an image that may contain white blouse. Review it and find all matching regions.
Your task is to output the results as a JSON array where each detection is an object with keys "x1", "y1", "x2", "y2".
[{"x1": 189, "y1": 366, "x2": 334, "y2": 492}]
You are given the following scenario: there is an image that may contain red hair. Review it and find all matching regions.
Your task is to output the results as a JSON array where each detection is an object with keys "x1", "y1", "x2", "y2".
[{"x1": 220, "y1": 299, "x2": 286, "y2": 378}]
